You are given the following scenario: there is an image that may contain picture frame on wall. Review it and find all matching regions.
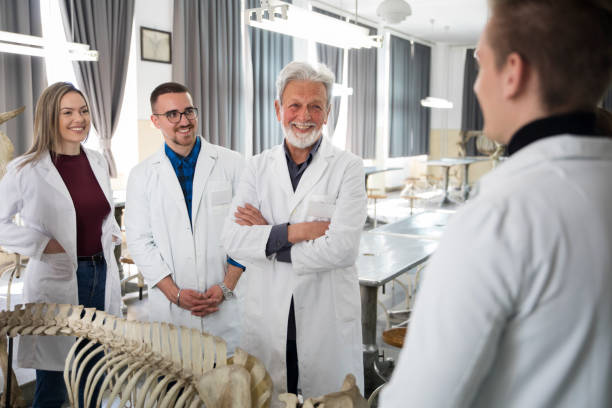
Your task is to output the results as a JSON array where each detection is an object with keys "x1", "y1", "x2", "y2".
[{"x1": 140, "y1": 26, "x2": 171, "y2": 64}]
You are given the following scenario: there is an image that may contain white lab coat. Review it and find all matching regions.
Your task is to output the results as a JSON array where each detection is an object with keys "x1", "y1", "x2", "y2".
[
  {"x1": 0, "y1": 148, "x2": 122, "y2": 371},
  {"x1": 380, "y1": 135, "x2": 612, "y2": 408},
  {"x1": 222, "y1": 137, "x2": 366, "y2": 403},
  {"x1": 125, "y1": 137, "x2": 244, "y2": 353}
]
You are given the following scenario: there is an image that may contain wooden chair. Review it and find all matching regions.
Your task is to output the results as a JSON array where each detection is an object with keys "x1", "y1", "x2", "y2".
[{"x1": 367, "y1": 190, "x2": 387, "y2": 228}]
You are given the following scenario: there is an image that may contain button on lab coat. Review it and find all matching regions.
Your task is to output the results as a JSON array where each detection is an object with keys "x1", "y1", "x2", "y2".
[
  {"x1": 125, "y1": 137, "x2": 244, "y2": 353},
  {"x1": 222, "y1": 138, "x2": 366, "y2": 403},
  {"x1": 0, "y1": 149, "x2": 122, "y2": 371}
]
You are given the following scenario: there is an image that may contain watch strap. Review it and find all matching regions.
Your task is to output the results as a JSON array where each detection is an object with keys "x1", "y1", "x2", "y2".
[{"x1": 218, "y1": 282, "x2": 235, "y2": 300}]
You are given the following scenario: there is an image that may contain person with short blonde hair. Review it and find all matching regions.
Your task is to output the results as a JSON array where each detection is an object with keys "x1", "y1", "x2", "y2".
[{"x1": 381, "y1": 1, "x2": 612, "y2": 406}]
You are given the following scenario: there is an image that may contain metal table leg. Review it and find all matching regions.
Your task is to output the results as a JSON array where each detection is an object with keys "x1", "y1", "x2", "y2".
[
  {"x1": 361, "y1": 285, "x2": 386, "y2": 397},
  {"x1": 5, "y1": 336, "x2": 13, "y2": 408},
  {"x1": 461, "y1": 163, "x2": 470, "y2": 201},
  {"x1": 440, "y1": 166, "x2": 453, "y2": 206}
]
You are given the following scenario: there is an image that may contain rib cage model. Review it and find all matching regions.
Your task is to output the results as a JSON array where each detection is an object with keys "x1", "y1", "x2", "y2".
[
  {"x1": 1, "y1": 303, "x2": 368, "y2": 408},
  {"x1": 0, "y1": 302, "x2": 271, "y2": 408}
]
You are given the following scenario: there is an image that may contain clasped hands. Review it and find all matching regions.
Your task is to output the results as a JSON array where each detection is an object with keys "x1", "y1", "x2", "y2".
[
  {"x1": 157, "y1": 275, "x2": 224, "y2": 317},
  {"x1": 234, "y1": 203, "x2": 330, "y2": 244},
  {"x1": 178, "y1": 286, "x2": 224, "y2": 317}
]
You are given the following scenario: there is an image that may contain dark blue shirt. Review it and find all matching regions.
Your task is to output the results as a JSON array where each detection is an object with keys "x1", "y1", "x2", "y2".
[
  {"x1": 166, "y1": 136, "x2": 245, "y2": 271},
  {"x1": 165, "y1": 137, "x2": 201, "y2": 222}
]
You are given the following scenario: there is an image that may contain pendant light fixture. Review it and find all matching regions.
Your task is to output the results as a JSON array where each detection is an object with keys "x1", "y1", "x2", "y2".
[{"x1": 376, "y1": 0, "x2": 412, "y2": 25}]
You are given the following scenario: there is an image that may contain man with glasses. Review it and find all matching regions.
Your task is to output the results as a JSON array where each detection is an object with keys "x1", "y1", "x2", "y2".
[{"x1": 125, "y1": 82, "x2": 245, "y2": 353}]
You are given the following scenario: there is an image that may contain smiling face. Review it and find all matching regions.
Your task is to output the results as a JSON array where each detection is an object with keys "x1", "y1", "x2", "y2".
[
  {"x1": 151, "y1": 91, "x2": 198, "y2": 156},
  {"x1": 58, "y1": 91, "x2": 90, "y2": 154},
  {"x1": 275, "y1": 80, "x2": 329, "y2": 149}
]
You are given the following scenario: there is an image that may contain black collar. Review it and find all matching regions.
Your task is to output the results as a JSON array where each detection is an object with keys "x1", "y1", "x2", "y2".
[{"x1": 508, "y1": 111, "x2": 598, "y2": 155}]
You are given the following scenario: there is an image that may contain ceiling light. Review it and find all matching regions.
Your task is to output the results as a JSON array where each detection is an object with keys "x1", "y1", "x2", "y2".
[
  {"x1": 376, "y1": 0, "x2": 412, "y2": 25},
  {"x1": 420, "y1": 97, "x2": 453, "y2": 109},
  {"x1": 332, "y1": 83, "x2": 353, "y2": 97},
  {"x1": 246, "y1": 1, "x2": 382, "y2": 49},
  {"x1": 0, "y1": 30, "x2": 98, "y2": 61}
]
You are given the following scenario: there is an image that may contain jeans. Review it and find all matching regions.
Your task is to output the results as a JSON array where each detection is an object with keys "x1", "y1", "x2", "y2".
[
  {"x1": 76, "y1": 255, "x2": 107, "y2": 408},
  {"x1": 32, "y1": 370, "x2": 67, "y2": 408},
  {"x1": 33, "y1": 254, "x2": 107, "y2": 408}
]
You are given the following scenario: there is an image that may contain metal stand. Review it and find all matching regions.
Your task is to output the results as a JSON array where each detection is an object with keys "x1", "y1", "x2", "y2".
[
  {"x1": 5, "y1": 336, "x2": 13, "y2": 408},
  {"x1": 439, "y1": 166, "x2": 453, "y2": 207}
]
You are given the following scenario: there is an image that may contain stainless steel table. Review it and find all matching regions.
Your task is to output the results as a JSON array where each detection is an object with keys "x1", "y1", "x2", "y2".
[
  {"x1": 427, "y1": 157, "x2": 490, "y2": 204},
  {"x1": 458, "y1": 156, "x2": 490, "y2": 199},
  {"x1": 364, "y1": 166, "x2": 402, "y2": 189},
  {"x1": 370, "y1": 210, "x2": 453, "y2": 240},
  {"x1": 358, "y1": 232, "x2": 438, "y2": 395}
]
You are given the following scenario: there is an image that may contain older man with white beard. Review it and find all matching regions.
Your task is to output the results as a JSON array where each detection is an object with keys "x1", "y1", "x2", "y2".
[{"x1": 222, "y1": 61, "x2": 366, "y2": 403}]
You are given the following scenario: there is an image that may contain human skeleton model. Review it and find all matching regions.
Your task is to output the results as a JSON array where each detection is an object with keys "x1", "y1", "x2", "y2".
[
  {"x1": 0, "y1": 106, "x2": 21, "y2": 179},
  {"x1": 0, "y1": 106, "x2": 25, "y2": 408},
  {"x1": 0, "y1": 303, "x2": 367, "y2": 407}
]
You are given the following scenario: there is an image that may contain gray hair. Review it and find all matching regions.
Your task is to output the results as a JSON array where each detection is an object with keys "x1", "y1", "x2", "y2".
[{"x1": 276, "y1": 61, "x2": 335, "y2": 107}]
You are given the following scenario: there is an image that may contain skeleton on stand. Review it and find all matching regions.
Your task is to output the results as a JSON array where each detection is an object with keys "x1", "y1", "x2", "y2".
[{"x1": 1, "y1": 304, "x2": 367, "y2": 407}]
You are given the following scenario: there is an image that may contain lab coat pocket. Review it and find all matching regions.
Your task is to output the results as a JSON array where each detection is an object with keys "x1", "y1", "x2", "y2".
[
  {"x1": 207, "y1": 181, "x2": 233, "y2": 217},
  {"x1": 306, "y1": 194, "x2": 336, "y2": 222},
  {"x1": 332, "y1": 269, "x2": 360, "y2": 323},
  {"x1": 39, "y1": 252, "x2": 74, "y2": 281}
]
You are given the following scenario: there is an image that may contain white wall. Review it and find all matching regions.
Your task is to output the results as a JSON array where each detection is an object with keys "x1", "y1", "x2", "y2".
[
  {"x1": 110, "y1": 0, "x2": 173, "y2": 189},
  {"x1": 135, "y1": 0, "x2": 173, "y2": 120}
]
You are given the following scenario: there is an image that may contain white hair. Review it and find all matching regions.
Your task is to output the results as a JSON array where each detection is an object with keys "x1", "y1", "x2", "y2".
[{"x1": 275, "y1": 61, "x2": 335, "y2": 107}]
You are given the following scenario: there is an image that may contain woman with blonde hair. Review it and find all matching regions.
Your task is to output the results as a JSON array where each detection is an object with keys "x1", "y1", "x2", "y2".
[{"x1": 0, "y1": 82, "x2": 122, "y2": 407}]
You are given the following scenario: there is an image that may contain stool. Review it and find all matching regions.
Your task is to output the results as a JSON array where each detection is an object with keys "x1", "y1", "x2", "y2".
[
  {"x1": 120, "y1": 256, "x2": 145, "y2": 300},
  {"x1": 382, "y1": 327, "x2": 407, "y2": 348},
  {"x1": 367, "y1": 193, "x2": 387, "y2": 228}
]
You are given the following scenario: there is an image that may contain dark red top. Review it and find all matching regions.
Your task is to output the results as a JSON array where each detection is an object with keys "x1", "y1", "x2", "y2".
[{"x1": 53, "y1": 150, "x2": 110, "y2": 256}]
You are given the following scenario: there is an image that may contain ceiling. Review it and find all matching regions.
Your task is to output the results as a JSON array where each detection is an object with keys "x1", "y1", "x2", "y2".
[{"x1": 313, "y1": 0, "x2": 488, "y2": 45}]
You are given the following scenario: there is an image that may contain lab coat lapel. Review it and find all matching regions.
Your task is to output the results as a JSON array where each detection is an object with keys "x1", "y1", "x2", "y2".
[
  {"x1": 272, "y1": 144, "x2": 295, "y2": 199},
  {"x1": 152, "y1": 147, "x2": 189, "y2": 217},
  {"x1": 83, "y1": 147, "x2": 113, "y2": 209},
  {"x1": 288, "y1": 138, "x2": 332, "y2": 214},
  {"x1": 39, "y1": 151, "x2": 72, "y2": 202},
  {"x1": 37, "y1": 151, "x2": 77, "y2": 261},
  {"x1": 191, "y1": 138, "x2": 217, "y2": 224}
]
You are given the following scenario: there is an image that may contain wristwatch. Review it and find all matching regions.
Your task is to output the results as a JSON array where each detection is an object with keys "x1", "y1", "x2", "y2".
[{"x1": 218, "y1": 282, "x2": 235, "y2": 300}]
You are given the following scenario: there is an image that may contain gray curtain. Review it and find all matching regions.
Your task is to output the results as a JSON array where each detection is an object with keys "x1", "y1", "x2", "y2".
[
  {"x1": 248, "y1": 0, "x2": 293, "y2": 154},
  {"x1": 389, "y1": 36, "x2": 430, "y2": 157},
  {"x1": 60, "y1": 0, "x2": 134, "y2": 177},
  {"x1": 174, "y1": 0, "x2": 243, "y2": 152},
  {"x1": 461, "y1": 48, "x2": 484, "y2": 156},
  {"x1": 0, "y1": 0, "x2": 47, "y2": 155},
  {"x1": 316, "y1": 44, "x2": 342, "y2": 137},
  {"x1": 603, "y1": 85, "x2": 612, "y2": 110},
  {"x1": 346, "y1": 24, "x2": 377, "y2": 159},
  {"x1": 313, "y1": 8, "x2": 343, "y2": 138}
]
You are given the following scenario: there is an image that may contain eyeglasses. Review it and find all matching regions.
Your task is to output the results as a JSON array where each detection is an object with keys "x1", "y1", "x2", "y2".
[{"x1": 153, "y1": 107, "x2": 198, "y2": 123}]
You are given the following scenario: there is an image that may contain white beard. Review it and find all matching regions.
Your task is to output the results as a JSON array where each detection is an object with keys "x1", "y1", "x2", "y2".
[{"x1": 283, "y1": 123, "x2": 322, "y2": 149}]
